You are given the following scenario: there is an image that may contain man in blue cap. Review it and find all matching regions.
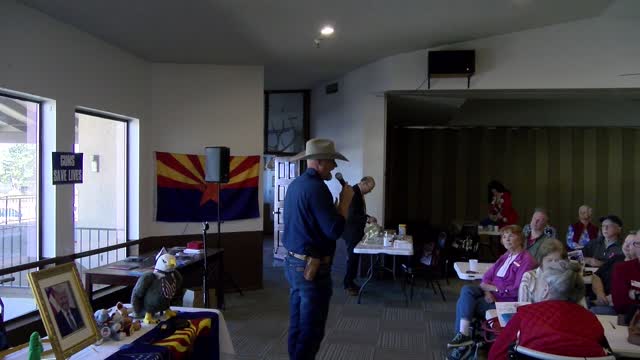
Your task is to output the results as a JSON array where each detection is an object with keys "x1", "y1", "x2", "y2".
[{"x1": 283, "y1": 138, "x2": 354, "y2": 359}]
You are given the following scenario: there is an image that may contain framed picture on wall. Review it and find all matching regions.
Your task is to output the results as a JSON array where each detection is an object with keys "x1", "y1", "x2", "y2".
[
  {"x1": 264, "y1": 90, "x2": 310, "y2": 155},
  {"x1": 27, "y1": 262, "x2": 99, "y2": 359}
]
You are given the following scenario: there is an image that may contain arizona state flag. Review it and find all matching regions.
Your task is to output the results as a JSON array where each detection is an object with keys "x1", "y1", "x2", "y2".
[{"x1": 155, "y1": 152, "x2": 260, "y2": 222}]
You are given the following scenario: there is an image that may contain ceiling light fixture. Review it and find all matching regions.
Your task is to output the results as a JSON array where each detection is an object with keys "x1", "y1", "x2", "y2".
[{"x1": 320, "y1": 26, "x2": 334, "y2": 36}]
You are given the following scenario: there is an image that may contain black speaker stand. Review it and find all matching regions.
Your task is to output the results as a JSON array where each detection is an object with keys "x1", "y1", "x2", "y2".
[
  {"x1": 200, "y1": 221, "x2": 211, "y2": 308},
  {"x1": 214, "y1": 184, "x2": 244, "y2": 298}
]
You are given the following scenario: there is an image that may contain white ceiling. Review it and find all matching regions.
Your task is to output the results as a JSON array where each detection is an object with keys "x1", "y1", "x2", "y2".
[{"x1": 20, "y1": 0, "x2": 614, "y2": 90}]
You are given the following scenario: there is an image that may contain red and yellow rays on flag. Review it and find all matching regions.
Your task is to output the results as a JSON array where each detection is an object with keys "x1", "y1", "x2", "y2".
[
  {"x1": 153, "y1": 318, "x2": 212, "y2": 358},
  {"x1": 156, "y1": 152, "x2": 260, "y2": 206}
]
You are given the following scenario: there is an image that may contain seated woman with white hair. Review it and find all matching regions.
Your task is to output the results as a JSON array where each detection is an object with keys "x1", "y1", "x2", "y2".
[{"x1": 489, "y1": 261, "x2": 609, "y2": 359}]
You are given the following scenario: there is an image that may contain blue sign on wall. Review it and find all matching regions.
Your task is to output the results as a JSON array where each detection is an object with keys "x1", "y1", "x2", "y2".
[{"x1": 52, "y1": 152, "x2": 83, "y2": 185}]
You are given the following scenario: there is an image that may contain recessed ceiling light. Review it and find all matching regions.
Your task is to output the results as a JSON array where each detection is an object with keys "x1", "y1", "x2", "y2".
[{"x1": 320, "y1": 26, "x2": 334, "y2": 36}]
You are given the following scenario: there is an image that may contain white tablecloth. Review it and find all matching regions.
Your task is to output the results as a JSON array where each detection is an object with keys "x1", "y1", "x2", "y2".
[
  {"x1": 353, "y1": 236, "x2": 413, "y2": 256},
  {"x1": 454, "y1": 261, "x2": 493, "y2": 280},
  {"x1": 3, "y1": 306, "x2": 235, "y2": 360},
  {"x1": 597, "y1": 315, "x2": 640, "y2": 358},
  {"x1": 454, "y1": 261, "x2": 597, "y2": 284}
]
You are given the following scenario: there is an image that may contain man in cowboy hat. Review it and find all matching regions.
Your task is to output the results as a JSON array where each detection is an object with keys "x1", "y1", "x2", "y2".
[{"x1": 283, "y1": 138, "x2": 354, "y2": 359}]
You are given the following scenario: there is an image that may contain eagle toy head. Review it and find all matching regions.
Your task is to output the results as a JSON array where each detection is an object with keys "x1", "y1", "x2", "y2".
[{"x1": 154, "y1": 254, "x2": 177, "y2": 274}]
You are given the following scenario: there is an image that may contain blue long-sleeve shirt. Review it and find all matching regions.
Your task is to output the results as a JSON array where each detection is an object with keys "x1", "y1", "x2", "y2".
[{"x1": 282, "y1": 168, "x2": 345, "y2": 257}]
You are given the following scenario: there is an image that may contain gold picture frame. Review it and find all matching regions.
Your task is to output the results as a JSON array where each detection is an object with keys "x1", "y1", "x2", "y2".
[{"x1": 27, "y1": 262, "x2": 99, "y2": 359}]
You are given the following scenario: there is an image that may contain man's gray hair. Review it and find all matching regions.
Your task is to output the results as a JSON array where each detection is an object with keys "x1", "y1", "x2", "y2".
[
  {"x1": 360, "y1": 176, "x2": 375, "y2": 187},
  {"x1": 578, "y1": 205, "x2": 593, "y2": 215},
  {"x1": 542, "y1": 260, "x2": 585, "y2": 303}
]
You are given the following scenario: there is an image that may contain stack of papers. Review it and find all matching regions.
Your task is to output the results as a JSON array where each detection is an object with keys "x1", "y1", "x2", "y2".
[{"x1": 495, "y1": 301, "x2": 530, "y2": 327}]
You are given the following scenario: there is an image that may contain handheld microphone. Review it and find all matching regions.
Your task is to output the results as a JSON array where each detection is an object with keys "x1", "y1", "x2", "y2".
[{"x1": 335, "y1": 172, "x2": 347, "y2": 186}]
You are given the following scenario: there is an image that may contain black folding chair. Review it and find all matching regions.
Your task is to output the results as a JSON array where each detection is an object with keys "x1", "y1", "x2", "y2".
[{"x1": 401, "y1": 231, "x2": 448, "y2": 302}]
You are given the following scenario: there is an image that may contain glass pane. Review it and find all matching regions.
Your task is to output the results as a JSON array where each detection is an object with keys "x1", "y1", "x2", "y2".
[
  {"x1": 0, "y1": 94, "x2": 40, "y2": 320},
  {"x1": 74, "y1": 113, "x2": 127, "y2": 279},
  {"x1": 266, "y1": 93, "x2": 305, "y2": 153}
]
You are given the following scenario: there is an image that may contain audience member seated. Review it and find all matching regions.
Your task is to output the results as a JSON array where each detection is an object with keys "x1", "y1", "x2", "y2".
[
  {"x1": 611, "y1": 231, "x2": 640, "y2": 315},
  {"x1": 584, "y1": 215, "x2": 623, "y2": 267},
  {"x1": 447, "y1": 225, "x2": 536, "y2": 352},
  {"x1": 566, "y1": 205, "x2": 599, "y2": 250},
  {"x1": 489, "y1": 261, "x2": 609, "y2": 359},
  {"x1": 523, "y1": 208, "x2": 556, "y2": 261},
  {"x1": 518, "y1": 238, "x2": 566, "y2": 303},
  {"x1": 480, "y1": 180, "x2": 518, "y2": 227},
  {"x1": 591, "y1": 232, "x2": 637, "y2": 315}
]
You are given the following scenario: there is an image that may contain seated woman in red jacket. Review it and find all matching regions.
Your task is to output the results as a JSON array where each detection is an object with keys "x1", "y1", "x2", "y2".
[
  {"x1": 489, "y1": 261, "x2": 609, "y2": 359},
  {"x1": 611, "y1": 231, "x2": 640, "y2": 315},
  {"x1": 480, "y1": 180, "x2": 518, "y2": 227}
]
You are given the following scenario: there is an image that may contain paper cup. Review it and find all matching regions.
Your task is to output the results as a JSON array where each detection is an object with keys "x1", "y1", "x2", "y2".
[{"x1": 469, "y1": 259, "x2": 479, "y2": 272}]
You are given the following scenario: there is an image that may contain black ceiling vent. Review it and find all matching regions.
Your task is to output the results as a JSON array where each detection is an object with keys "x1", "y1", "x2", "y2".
[
  {"x1": 325, "y1": 82, "x2": 339, "y2": 94},
  {"x1": 427, "y1": 50, "x2": 475, "y2": 89}
]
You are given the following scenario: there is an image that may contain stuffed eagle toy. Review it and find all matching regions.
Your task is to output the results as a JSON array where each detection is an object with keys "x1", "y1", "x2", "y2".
[{"x1": 131, "y1": 253, "x2": 183, "y2": 324}]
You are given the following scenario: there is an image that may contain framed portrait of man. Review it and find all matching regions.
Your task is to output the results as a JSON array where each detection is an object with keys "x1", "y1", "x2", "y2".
[{"x1": 27, "y1": 262, "x2": 98, "y2": 359}]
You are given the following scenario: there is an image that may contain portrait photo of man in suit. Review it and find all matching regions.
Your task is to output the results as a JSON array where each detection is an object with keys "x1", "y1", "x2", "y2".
[{"x1": 47, "y1": 282, "x2": 85, "y2": 338}]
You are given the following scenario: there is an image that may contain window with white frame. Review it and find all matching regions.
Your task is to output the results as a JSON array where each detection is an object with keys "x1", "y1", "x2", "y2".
[{"x1": 0, "y1": 93, "x2": 40, "y2": 320}]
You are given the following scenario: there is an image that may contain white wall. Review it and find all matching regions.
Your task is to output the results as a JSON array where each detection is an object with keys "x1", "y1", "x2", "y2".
[
  {"x1": 0, "y1": 0, "x2": 149, "y2": 256},
  {"x1": 0, "y1": 1, "x2": 265, "y2": 256},
  {"x1": 76, "y1": 114, "x2": 127, "y2": 230},
  {"x1": 149, "y1": 64, "x2": 264, "y2": 236},
  {"x1": 311, "y1": 14, "x2": 640, "y2": 226}
]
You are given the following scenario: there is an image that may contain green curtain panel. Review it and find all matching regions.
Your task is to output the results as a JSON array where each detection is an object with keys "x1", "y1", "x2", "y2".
[{"x1": 385, "y1": 127, "x2": 640, "y2": 238}]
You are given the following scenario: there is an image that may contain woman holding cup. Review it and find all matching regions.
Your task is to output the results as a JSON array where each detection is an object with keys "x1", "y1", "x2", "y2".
[{"x1": 448, "y1": 225, "x2": 536, "y2": 349}]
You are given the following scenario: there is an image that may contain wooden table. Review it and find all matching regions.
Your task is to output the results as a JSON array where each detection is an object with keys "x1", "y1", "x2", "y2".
[
  {"x1": 354, "y1": 236, "x2": 413, "y2": 304},
  {"x1": 84, "y1": 248, "x2": 225, "y2": 309},
  {"x1": 597, "y1": 315, "x2": 640, "y2": 358}
]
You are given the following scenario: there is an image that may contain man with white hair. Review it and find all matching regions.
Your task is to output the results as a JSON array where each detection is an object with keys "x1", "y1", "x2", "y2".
[
  {"x1": 342, "y1": 176, "x2": 376, "y2": 295},
  {"x1": 583, "y1": 215, "x2": 623, "y2": 267},
  {"x1": 566, "y1": 205, "x2": 599, "y2": 250}
]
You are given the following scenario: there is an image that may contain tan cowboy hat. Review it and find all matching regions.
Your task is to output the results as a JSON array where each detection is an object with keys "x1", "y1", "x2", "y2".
[{"x1": 290, "y1": 138, "x2": 349, "y2": 161}]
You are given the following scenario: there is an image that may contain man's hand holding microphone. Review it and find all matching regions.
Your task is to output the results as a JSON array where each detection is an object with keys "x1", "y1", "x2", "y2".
[{"x1": 335, "y1": 172, "x2": 354, "y2": 219}]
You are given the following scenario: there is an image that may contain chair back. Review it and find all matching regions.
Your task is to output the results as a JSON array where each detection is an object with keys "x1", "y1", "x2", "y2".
[{"x1": 513, "y1": 345, "x2": 615, "y2": 360}]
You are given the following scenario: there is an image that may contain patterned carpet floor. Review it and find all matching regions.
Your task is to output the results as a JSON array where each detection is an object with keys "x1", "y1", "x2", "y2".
[{"x1": 220, "y1": 238, "x2": 467, "y2": 360}]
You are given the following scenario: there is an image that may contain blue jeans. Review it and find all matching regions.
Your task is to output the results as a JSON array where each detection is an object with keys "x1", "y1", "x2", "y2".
[
  {"x1": 455, "y1": 285, "x2": 496, "y2": 331},
  {"x1": 284, "y1": 255, "x2": 333, "y2": 360}
]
